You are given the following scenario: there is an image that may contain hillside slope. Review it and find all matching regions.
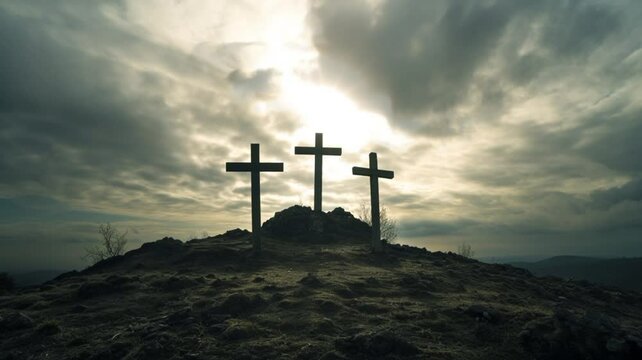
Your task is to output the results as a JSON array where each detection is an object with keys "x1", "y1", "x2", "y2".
[{"x1": 1, "y1": 207, "x2": 642, "y2": 359}]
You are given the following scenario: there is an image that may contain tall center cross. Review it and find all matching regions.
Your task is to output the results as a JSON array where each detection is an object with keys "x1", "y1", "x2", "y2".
[
  {"x1": 226, "y1": 143, "x2": 283, "y2": 253},
  {"x1": 353, "y1": 152, "x2": 394, "y2": 252},
  {"x1": 295, "y1": 133, "x2": 342, "y2": 212}
]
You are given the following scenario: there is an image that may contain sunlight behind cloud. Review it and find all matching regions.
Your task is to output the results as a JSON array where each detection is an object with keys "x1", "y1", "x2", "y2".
[{"x1": 281, "y1": 80, "x2": 396, "y2": 152}]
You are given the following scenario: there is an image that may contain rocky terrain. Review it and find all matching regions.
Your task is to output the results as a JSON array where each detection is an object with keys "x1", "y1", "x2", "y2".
[{"x1": 1, "y1": 206, "x2": 642, "y2": 359}]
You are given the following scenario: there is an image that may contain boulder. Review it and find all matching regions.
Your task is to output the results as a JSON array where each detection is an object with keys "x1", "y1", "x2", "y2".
[
  {"x1": 299, "y1": 273, "x2": 323, "y2": 287},
  {"x1": 464, "y1": 304, "x2": 502, "y2": 324},
  {"x1": 77, "y1": 275, "x2": 135, "y2": 299},
  {"x1": 520, "y1": 308, "x2": 642, "y2": 359},
  {"x1": 335, "y1": 329, "x2": 421, "y2": 357},
  {"x1": 139, "y1": 237, "x2": 184, "y2": 252},
  {"x1": 211, "y1": 293, "x2": 266, "y2": 316},
  {"x1": 221, "y1": 323, "x2": 258, "y2": 340},
  {"x1": 152, "y1": 276, "x2": 199, "y2": 292}
]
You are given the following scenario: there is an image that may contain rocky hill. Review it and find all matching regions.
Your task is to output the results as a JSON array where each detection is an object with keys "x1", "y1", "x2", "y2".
[{"x1": 1, "y1": 206, "x2": 642, "y2": 359}]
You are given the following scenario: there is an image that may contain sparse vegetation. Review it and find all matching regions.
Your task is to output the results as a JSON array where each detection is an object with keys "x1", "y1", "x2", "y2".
[
  {"x1": 357, "y1": 202, "x2": 398, "y2": 243},
  {"x1": 2, "y1": 223, "x2": 641, "y2": 359},
  {"x1": 36, "y1": 320, "x2": 61, "y2": 336},
  {"x1": 85, "y1": 223, "x2": 128, "y2": 264},
  {"x1": 0, "y1": 272, "x2": 15, "y2": 294},
  {"x1": 188, "y1": 231, "x2": 211, "y2": 241},
  {"x1": 457, "y1": 242, "x2": 475, "y2": 258}
]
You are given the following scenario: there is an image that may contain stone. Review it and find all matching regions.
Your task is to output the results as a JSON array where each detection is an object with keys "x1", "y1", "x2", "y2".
[
  {"x1": 221, "y1": 323, "x2": 257, "y2": 340},
  {"x1": 299, "y1": 273, "x2": 322, "y2": 287},
  {"x1": 519, "y1": 308, "x2": 642, "y2": 359},
  {"x1": 139, "y1": 237, "x2": 184, "y2": 253},
  {"x1": 212, "y1": 228, "x2": 250, "y2": 240},
  {"x1": 464, "y1": 304, "x2": 502, "y2": 324},
  {"x1": 335, "y1": 330, "x2": 421, "y2": 357},
  {"x1": 212, "y1": 293, "x2": 266, "y2": 316},
  {"x1": 319, "y1": 351, "x2": 348, "y2": 360},
  {"x1": 153, "y1": 276, "x2": 198, "y2": 291}
]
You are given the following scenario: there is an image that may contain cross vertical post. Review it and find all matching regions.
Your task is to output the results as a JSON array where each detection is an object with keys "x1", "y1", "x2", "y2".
[
  {"x1": 352, "y1": 152, "x2": 394, "y2": 252},
  {"x1": 251, "y1": 144, "x2": 261, "y2": 252},
  {"x1": 226, "y1": 143, "x2": 284, "y2": 253},
  {"x1": 369, "y1": 153, "x2": 381, "y2": 251},
  {"x1": 295, "y1": 133, "x2": 342, "y2": 212},
  {"x1": 314, "y1": 133, "x2": 323, "y2": 213}
]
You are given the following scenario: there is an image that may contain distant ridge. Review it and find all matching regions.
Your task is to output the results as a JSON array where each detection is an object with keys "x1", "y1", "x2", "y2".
[
  {"x1": 510, "y1": 256, "x2": 642, "y2": 291},
  {"x1": 10, "y1": 270, "x2": 67, "y2": 287}
]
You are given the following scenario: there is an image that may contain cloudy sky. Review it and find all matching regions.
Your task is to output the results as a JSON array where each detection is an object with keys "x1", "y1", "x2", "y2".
[{"x1": 1, "y1": 0, "x2": 641, "y2": 271}]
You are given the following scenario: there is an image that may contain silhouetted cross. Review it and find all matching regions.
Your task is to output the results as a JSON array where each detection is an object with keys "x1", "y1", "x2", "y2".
[
  {"x1": 226, "y1": 143, "x2": 283, "y2": 252},
  {"x1": 295, "y1": 133, "x2": 342, "y2": 212},
  {"x1": 352, "y1": 152, "x2": 394, "y2": 252}
]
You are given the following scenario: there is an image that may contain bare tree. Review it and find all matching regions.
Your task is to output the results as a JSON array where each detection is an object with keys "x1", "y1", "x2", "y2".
[
  {"x1": 457, "y1": 242, "x2": 475, "y2": 258},
  {"x1": 85, "y1": 223, "x2": 128, "y2": 264},
  {"x1": 187, "y1": 231, "x2": 210, "y2": 241},
  {"x1": 357, "y1": 202, "x2": 399, "y2": 243}
]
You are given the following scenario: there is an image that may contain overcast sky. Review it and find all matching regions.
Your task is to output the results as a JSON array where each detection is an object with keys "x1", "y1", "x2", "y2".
[{"x1": 1, "y1": 0, "x2": 641, "y2": 271}]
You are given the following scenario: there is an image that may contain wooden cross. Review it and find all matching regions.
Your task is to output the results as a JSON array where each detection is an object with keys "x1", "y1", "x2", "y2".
[
  {"x1": 226, "y1": 143, "x2": 283, "y2": 252},
  {"x1": 352, "y1": 152, "x2": 394, "y2": 252},
  {"x1": 294, "y1": 133, "x2": 342, "y2": 212}
]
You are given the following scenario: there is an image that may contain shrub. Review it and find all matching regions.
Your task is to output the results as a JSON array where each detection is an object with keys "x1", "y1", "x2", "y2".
[
  {"x1": 85, "y1": 223, "x2": 128, "y2": 264},
  {"x1": 358, "y1": 202, "x2": 398, "y2": 243},
  {"x1": 457, "y1": 242, "x2": 475, "y2": 258}
]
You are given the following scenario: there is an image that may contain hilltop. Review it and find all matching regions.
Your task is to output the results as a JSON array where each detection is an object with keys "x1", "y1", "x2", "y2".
[{"x1": 1, "y1": 206, "x2": 642, "y2": 359}]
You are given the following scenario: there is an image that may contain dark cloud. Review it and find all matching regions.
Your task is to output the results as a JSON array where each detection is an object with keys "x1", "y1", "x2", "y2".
[
  {"x1": 309, "y1": 0, "x2": 631, "y2": 135},
  {"x1": 399, "y1": 218, "x2": 479, "y2": 237},
  {"x1": 578, "y1": 110, "x2": 642, "y2": 174},
  {"x1": 590, "y1": 178, "x2": 642, "y2": 210},
  {"x1": 0, "y1": 1, "x2": 307, "y2": 270},
  {"x1": 311, "y1": 0, "x2": 517, "y2": 118},
  {"x1": 539, "y1": 0, "x2": 620, "y2": 58},
  {"x1": 0, "y1": 2, "x2": 295, "y2": 217}
]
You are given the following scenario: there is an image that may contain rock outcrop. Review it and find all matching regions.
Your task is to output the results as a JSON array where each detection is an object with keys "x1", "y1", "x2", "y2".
[{"x1": 262, "y1": 205, "x2": 370, "y2": 243}]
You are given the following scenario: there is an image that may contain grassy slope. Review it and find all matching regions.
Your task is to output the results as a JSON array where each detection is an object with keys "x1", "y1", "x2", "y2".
[{"x1": 1, "y1": 232, "x2": 642, "y2": 359}]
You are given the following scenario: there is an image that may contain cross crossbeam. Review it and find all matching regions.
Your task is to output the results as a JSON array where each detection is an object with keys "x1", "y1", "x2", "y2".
[
  {"x1": 226, "y1": 143, "x2": 283, "y2": 252},
  {"x1": 294, "y1": 133, "x2": 342, "y2": 211},
  {"x1": 352, "y1": 152, "x2": 394, "y2": 252}
]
